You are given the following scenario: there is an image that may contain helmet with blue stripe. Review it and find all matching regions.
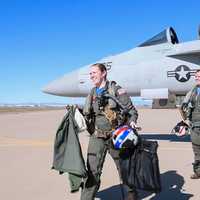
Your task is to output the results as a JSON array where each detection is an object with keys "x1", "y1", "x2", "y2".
[{"x1": 112, "y1": 125, "x2": 139, "y2": 149}]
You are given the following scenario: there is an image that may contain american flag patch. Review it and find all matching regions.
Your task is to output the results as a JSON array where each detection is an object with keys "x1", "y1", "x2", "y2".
[
  {"x1": 117, "y1": 88, "x2": 127, "y2": 95},
  {"x1": 92, "y1": 96, "x2": 96, "y2": 102}
]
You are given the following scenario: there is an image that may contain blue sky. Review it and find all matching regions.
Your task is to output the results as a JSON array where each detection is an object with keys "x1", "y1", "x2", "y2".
[{"x1": 1, "y1": 0, "x2": 200, "y2": 104}]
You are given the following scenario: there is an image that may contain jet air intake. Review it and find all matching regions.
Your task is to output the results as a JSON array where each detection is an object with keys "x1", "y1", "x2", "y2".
[{"x1": 139, "y1": 27, "x2": 178, "y2": 47}]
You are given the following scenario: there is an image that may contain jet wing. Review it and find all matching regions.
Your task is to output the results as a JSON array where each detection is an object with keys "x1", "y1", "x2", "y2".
[{"x1": 167, "y1": 47, "x2": 200, "y2": 65}]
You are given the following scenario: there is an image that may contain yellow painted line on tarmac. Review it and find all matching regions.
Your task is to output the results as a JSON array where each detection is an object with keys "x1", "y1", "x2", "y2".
[
  {"x1": 0, "y1": 142, "x2": 192, "y2": 150},
  {"x1": 0, "y1": 136, "x2": 192, "y2": 149},
  {"x1": 0, "y1": 142, "x2": 51, "y2": 147},
  {"x1": 0, "y1": 137, "x2": 52, "y2": 147}
]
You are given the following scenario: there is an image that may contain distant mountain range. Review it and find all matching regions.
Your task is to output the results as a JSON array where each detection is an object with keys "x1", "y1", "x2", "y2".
[
  {"x1": 0, "y1": 99, "x2": 152, "y2": 108},
  {"x1": 0, "y1": 103, "x2": 66, "y2": 107}
]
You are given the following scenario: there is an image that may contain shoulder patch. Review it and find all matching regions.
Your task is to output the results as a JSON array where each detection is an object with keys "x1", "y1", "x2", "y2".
[
  {"x1": 117, "y1": 88, "x2": 127, "y2": 95},
  {"x1": 92, "y1": 95, "x2": 96, "y2": 102}
]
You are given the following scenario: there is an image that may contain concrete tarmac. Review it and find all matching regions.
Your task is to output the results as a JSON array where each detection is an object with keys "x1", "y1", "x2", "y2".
[{"x1": 0, "y1": 109, "x2": 199, "y2": 200}]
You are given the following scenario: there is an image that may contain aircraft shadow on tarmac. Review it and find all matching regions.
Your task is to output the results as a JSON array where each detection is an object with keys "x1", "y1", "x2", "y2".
[
  {"x1": 141, "y1": 134, "x2": 191, "y2": 142},
  {"x1": 96, "y1": 170, "x2": 194, "y2": 200}
]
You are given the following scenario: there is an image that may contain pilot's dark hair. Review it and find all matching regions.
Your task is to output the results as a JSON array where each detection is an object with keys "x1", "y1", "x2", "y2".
[
  {"x1": 91, "y1": 63, "x2": 107, "y2": 72},
  {"x1": 196, "y1": 69, "x2": 200, "y2": 73}
]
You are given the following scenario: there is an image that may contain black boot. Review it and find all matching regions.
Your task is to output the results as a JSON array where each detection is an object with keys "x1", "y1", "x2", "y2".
[
  {"x1": 126, "y1": 191, "x2": 138, "y2": 200},
  {"x1": 190, "y1": 173, "x2": 200, "y2": 179},
  {"x1": 192, "y1": 160, "x2": 200, "y2": 179}
]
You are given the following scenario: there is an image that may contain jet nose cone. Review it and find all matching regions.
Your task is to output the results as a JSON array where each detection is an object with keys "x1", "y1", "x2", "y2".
[{"x1": 42, "y1": 70, "x2": 79, "y2": 97}]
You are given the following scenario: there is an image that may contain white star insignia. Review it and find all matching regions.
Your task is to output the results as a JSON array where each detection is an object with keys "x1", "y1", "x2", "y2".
[{"x1": 177, "y1": 66, "x2": 188, "y2": 80}]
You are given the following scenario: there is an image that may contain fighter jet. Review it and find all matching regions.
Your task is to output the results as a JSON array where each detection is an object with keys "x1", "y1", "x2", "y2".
[{"x1": 42, "y1": 27, "x2": 200, "y2": 108}]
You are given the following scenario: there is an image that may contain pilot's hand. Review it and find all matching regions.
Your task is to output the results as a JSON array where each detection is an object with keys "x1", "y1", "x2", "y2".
[
  {"x1": 130, "y1": 121, "x2": 137, "y2": 129},
  {"x1": 181, "y1": 103, "x2": 188, "y2": 111},
  {"x1": 129, "y1": 121, "x2": 142, "y2": 131}
]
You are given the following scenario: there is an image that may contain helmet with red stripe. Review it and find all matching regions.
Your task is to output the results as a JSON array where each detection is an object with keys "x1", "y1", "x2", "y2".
[
  {"x1": 112, "y1": 125, "x2": 139, "y2": 149},
  {"x1": 171, "y1": 120, "x2": 189, "y2": 137}
]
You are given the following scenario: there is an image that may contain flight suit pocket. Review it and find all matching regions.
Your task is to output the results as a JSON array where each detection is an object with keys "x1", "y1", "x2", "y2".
[
  {"x1": 191, "y1": 128, "x2": 200, "y2": 145},
  {"x1": 87, "y1": 136, "x2": 107, "y2": 175}
]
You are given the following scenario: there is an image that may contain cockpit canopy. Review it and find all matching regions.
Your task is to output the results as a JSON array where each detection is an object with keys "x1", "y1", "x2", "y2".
[{"x1": 138, "y1": 27, "x2": 179, "y2": 47}]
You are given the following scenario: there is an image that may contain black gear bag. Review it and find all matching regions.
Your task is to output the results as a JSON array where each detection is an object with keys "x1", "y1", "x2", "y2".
[{"x1": 119, "y1": 139, "x2": 161, "y2": 192}]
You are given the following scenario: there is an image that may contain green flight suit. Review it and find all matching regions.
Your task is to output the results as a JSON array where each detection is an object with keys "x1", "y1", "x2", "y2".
[
  {"x1": 81, "y1": 81, "x2": 138, "y2": 200},
  {"x1": 182, "y1": 86, "x2": 200, "y2": 175}
]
